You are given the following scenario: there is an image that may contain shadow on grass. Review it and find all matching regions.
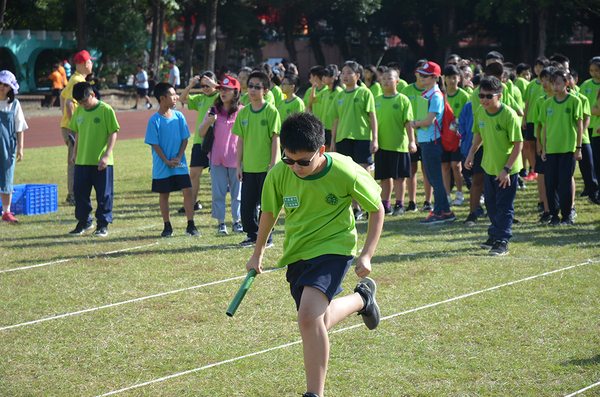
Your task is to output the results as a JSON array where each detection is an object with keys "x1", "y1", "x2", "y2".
[{"x1": 561, "y1": 355, "x2": 600, "y2": 366}]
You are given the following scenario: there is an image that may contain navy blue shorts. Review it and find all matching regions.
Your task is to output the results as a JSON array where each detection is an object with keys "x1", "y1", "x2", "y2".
[
  {"x1": 137, "y1": 87, "x2": 148, "y2": 97},
  {"x1": 151, "y1": 174, "x2": 192, "y2": 193},
  {"x1": 410, "y1": 144, "x2": 422, "y2": 163},
  {"x1": 336, "y1": 139, "x2": 372, "y2": 164},
  {"x1": 441, "y1": 148, "x2": 462, "y2": 163},
  {"x1": 462, "y1": 146, "x2": 484, "y2": 176},
  {"x1": 374, "y1": 149, "x2": 411, "y2": 180},
  {"x1": 534, "y1": 140, "x2": 545, "y2": 174},
  {"x1": 523, "y1": 123, "x2": 536, "y2": 141},
  {"x1": 190, "y1": 144, "x2": 210, "y2": 168},
  {"x1": 286, "y1": 254, "x2": 354, "y2": 310}
]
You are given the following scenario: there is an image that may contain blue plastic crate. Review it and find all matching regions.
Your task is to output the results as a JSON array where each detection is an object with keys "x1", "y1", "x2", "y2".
[{"x1": 10, "y1": 184, "x2": 58, "y2": 215}]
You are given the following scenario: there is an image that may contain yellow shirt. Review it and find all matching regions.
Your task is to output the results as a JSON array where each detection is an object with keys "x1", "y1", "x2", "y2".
[{"x1": 60, "y1": 72, "x2": 86, "y2": 129}]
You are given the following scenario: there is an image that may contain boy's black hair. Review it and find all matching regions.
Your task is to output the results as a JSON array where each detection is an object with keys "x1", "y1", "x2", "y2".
[
  {"x1": 443, "y1": 64, "x2": 461, "y2": 77},
  {"x1": 447, "y1": 54, "x2": 462, "y2": 65},
  {"x1": 137, "y1": 64, "x2": 143, "y2": 69},
  {"x1": 472, "y1": 73, "x2": 484, "y2": 86},
  {"x1": 550, "y1": 61, "x2": 565, "y2": 70},
  {"x1": 201, "y1": 70, "x2": 217, "y2": 80},
  {"x1": 377, "y1": 65, "x2": 388, "y2": 74},
  {"x1": 283, "y1": 73, "x2": 300, "y2": 92},
  {"x1": 386, "y1": 62, "x2": 402, "y2": 72},
  {"x1": 247, "y1": 71, "x2": 270, "y2": 91},
  {"x1": 479, "y1": 76, "x2": 503, "y2": 94},
  {"x1": 72, "y1": 82, "x2": 94, "y2": 101},
  {"x1": 485, "y1": 62, "x2": 504, "y2": 78},
  {"x1": 535, "y1": 56, "x2": 550, "y2": 67},
  {"x1": 516, "y1": 63, "x2": 531, "y2": 75},
  {"x1": 550, "y1": 53, "x2": 570, "y2": 66},
  {"x1": 570, "y1": 69, "x2": 578, "y2": 80},
  {"x1": 257, "y1": 62, "x2": 273, "y2": 77},
  {"x1": 485, "y1": 51, "x2": 504, "y2": 63},
  {"x1": 238, "y1": 66, "x2": 252, "y2": 75},
  {"x1": 280, "y1": 112, "x2": 325, "y2": 153},
  {"x1": 503, "y1": 62, "x2": 515, "y2": 70},
  {"x1": 308, "y1": 65, "x2": 325, "y2": 78},
  {"x1": 271, "y1": 73, "x2": 282, "y2": 86},
  {"x1": 154, "y1": 82, "x2": 173, "y2": 101},
  {"x1": 539, "y1": 66, "x2": 558, "y2": 80}
]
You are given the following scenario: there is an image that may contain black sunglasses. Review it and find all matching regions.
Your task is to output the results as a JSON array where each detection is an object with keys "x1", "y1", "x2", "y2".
[
  {"x1": 478, "y1": 93, "x2": 500, "y2": 99},
  {"x1": 281, "y1": 148, "x2": 320, "y2": 166},
  {"x1": 247, "y1": 84, "x2": 264, "y2": 90}
]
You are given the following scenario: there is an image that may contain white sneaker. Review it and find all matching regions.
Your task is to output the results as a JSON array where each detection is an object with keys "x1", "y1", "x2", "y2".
[
  {"x1": 453, "y1": 191, "x2": 464, "y2": 206},
  {"x1": 447, "y1": 195, "x2": 452, "y2": 206}
]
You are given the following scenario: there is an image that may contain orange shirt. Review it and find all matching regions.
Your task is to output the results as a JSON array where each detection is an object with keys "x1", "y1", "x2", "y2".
[
  {"x1": 49, "y1": 71, "x2": 64, "y2": 89},
  {"x1": 58, "y1": 65, "x2": 68, "y2": 86}
]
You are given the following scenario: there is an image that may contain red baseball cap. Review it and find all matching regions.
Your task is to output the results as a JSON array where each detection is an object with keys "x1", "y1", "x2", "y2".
[
  {"x1": 416, "y1": 62, "x2": 441, "y2": 77},
  {"x1": 217, "y1": 76, "x2": 240, "y2": 91},
  {"x1": 74, "y1": 50, "x2": 96, "y2": 64}
]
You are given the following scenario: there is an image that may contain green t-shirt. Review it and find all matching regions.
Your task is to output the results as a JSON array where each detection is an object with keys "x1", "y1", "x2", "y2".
[
  {"x1": 232, "y1": 102, "x2": 281, "y2": 173},
  {"x1": 278, "y1": 96, "x2": 306, "y2": 121},
  {"x1": 473, "y1": 104, "x2": 523, "y2": 176},
  {"x1": 188, "y1": 92, "x2": 218, "y2": 144},
  {"x1": 261, "y1": 152, "x2": 381, "y2": 268},
  {"x1": 396, "y1": 79, "x2": 408, "y2": 92},
  {"x1": 328, "y1": 85, "x2": 376, "y2": 142},
  {"x1": 374, "y1": 93, "x2": 413, "y2": 152},
  {"x1": 321, "y1": 86, "x2": 343, "y2": 130},
  {"x1": 401, "y1": 83, "x2": 426, "y2": 116},
  {"x1": 241, "y1": 90, "x2": 275, "y2": 106},
  {"x1": 524, "y1": 79, "x2": 545, "y2": 123},
  {"x1": 369, "y1": 82, "x2": 383, "y2": 99},
  {"x1": 515, "y1": 77, "x2": 529, "y2": 95},
  {"x1": 464, "y1": 86, "x2": 474, "y2": 95},
  {"x1": 271, "y1": 84, "x2": 285, "y2": 108},
  {"x1": 579, "y1": 78, "x2": 600, "y2": 134},
  {"x1": 303, "y1": 86, "x2": 313, "y2": 108},
  {"x1": 69, "y1": 101, "x2": 119, "y2": 166},
  {"x1": 446, "y1": 88, "x2": 470, "y2": 120},
  {"x1": 311, "y1": 85, "x2": 329, "y2": 122},
  {"x1": 538, "y1": 94, "x2": 583, "y2": 154},
  {"x1": 573, "y1": 91, "x2": 591, "y2": 144}
]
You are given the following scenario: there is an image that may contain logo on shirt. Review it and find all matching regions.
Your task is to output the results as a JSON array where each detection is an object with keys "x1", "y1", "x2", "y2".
[
  {"x1": 354, "y1": 98, "x2": 360, "y2": 103},
  {"x1": 241, "y1": 119, "x2": 249, "y2": 127},
  {"x1": 478, "y1": 121, "x2": 485, "y2": 129},
  {"x1": 565, "y1": 107, "x2": 571, "y2": 114},
  {"x1": 407, "y1": 95, "x2": 415, "y2": 101},
  {"x1": 585, "y1": 88, "x2": 592, "y2": 94},
  {"x1": 393, "y1": 104, "x2": 399, "y2": 109},
  {"x1": 338, "y1": 99, "x2": 344, "y2": 106},
  {"x1": 325, "y1": 194, "x2": 338, "y2": 205},
  {"x1": 261, "y1": 119, "x2": 268, "y2": 126},
  {"x1": 283, "y1": 196, "x2": 300, "y2": 208},
  {"x1": 495, "y1": 124, "x2": 502, "y2": 131},
  {"x1": 375, "y1": 103, "x2": 382, "y2": 109},
  {"x1": 94, "y1": 117, "x2": 101, "y2": 124},
  {"x1": 547, "y1": 109, "x2": 554, "y2": 115},
  {"x1": 199, "y1": 101, "x2": 205, "y2": 107},
  {"x1": 77, "y1": 117, "x2": 83, "y2": 124}
]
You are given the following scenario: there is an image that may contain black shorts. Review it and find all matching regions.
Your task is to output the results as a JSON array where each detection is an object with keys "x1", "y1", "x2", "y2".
[
  {"x1": 336, "y1": 139, "x2": 372, "y2": 164},
  {"x1": 523, "y1": 123, "x2": 536, "y2": 141},
  {"x1": 325, "y1": 129, "x2": 332, "y2": 147},
  {"x1": 137, "y1": 87, "x2": 148, "y2": 96},
  {"x1": 534, "y1": 140, "x2": 545, "y2": 174},
  {"x1": 52, "y1": 88, "x2": 61, "y2": 97},
  {"x1": 462, "y1": 146, "x2": 484, "y2": 176},
  {"x1": 151, "y1": 174, "x2": 192, "y2": 193},
  {"x1": 190, "y1": 144, "x2": 210, "y2": 168},
  {"x1": 410, "y1": 144, "x2": 422, "y2": 162},
  {"x1": 441, "y1": 148, "x2": 462, "y2": 163},
  {"x1": 374, "y1": 149, "x2": 411, "y2": 180},
  {"x1": 286, "y1": 254, "x2": 354, "y2": 310}
]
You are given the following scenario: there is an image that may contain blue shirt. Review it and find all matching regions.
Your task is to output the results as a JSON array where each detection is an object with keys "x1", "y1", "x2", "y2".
[
  {"x1": 459, "y1": 101, "x2": 474, "y2": 156},
  {"x1": 144, "y1": 111, "x2": 191, "y2": 179},
  {"x1": 417, "y1": 85, "x2": 444, "y2": 143}
]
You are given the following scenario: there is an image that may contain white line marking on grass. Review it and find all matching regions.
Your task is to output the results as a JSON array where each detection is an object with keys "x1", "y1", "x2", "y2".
[
  {"x1": 96, "y1": 259, "x2": 597, "y2": 396},
  {"x1": 0, "y1": 268, "x2": 281, "y2": 331},
  {"x1": 564, "y1": 380, "x2": 600, "y2": 396},
  {"x1": 0, "y1": 242, "x2": 159, "y2": 274},
  {"x1": 465, "y1": 255, "x2": 574, "y2": 262}
]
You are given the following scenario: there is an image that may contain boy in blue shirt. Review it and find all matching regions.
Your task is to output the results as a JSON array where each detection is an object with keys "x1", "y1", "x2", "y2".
[{"x1": 144, "y1": 82, "x2": 200, "y2": 238}]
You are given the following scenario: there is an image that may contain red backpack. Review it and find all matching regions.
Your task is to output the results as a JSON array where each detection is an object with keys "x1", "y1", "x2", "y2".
[{"x1": 427, "y1": 90, "x2": 461, "y2": 152}]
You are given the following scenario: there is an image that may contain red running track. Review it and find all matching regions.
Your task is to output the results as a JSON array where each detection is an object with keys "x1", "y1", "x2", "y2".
[{"x1": 25, "y1": 108, "x2": 199, "y2": 148}]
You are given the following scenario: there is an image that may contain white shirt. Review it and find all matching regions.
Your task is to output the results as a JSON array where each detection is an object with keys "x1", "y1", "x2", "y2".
[
  {"x1": 136, "y1": 71, "x2": 149, "y2": 89},
  {"x1": 169, "y1": 65, "x2": 180, "y2": 86},
  {"x1": 0, "y1": 99, "x2": 28, "y2": 133}
]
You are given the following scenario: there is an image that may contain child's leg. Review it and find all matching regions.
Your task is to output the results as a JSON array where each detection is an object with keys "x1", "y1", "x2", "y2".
[
  {"x1": 544, "y1": 155, "x2": 560, "y2": 216},
  {"x1": 1, "y1": 193, "x2": 12, "y2": 213},
  {"x1": 483, "y1": 173, "x2": 498, "y2": 237},
  {"x1": 190, "y1": 166, "x2": 204, "y2": 204},
  {"x1": 92, "y1": 166, "x2": 114, "y2": 227},
  {"x1": 451, "y1": 161, "x2": 463, "y2": 193},
  {"x1": 393, "y1": 177, "x2": 406, "y2": 204},
  {"x1": 408, "y1": 162, "x2": 418, "y2": 202},
  {"x1": 442, "y1": 161, "x2": 452, "y2": 195},
  {"x1": 159, "y1": 192, "x2": 171, "y2": 223},
  {"x1": 470, "y1": 173, "x2": 484, "y2": 213},
  {"x1": 579, "y1": 143, "x2": 599, "y2": 198},
  {"x1": 557, "y1": 154, "x2": 575, "y2": 220},
  {"x1": 421, "y1": 162, "x2": 432, "y2": 202},
  {"x1": 181, "y1": 187, "x2": 195, "y2": 221},
  {"x1": 74, "y1": 165, "x2": 94, "y2": 224},
  {"x1": 298, "y1": 286, "x2": 363, "y2": 396},
  {"x1": 537, "y1": 173, "x2": 549, "y2": 211},
  {"x1": 380, "y1": 178, "x2": 393, "y2": 202}
]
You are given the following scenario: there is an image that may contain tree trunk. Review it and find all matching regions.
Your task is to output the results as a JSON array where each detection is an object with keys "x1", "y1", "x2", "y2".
[
  {"x1": 282, "y1": 6, "x2": 298, "y2": 64},
  {"x1": 182, "y1": 16, "x2": 200, "y2": 85},
  {"x1": 204, "y1": 0, "x2": 218, "y2": 71},
  {"x1": 150, "y1": 0, "x2": 160, "y2": 68},
  {"x1": 308, "y1": 26, "x2": 325, "y2": 66},
  {"x1": 157, "y1": 2, "x2": 166, "y2": 78},
  {"x1": 537, "y1": 7, "x2": 548, "y2": 57},
  {"x1": 444, "y1": 6, "x2": 456, "y2": 62},
  {"x1": 76, "y1": 0, "x2": 87, "y2": 51},
  {"x1": 0, "y1": 0, "x2": 7, "y2": 41},
  {"x1": 359, "y1": 26, "x2": 371, "y2": 65}
]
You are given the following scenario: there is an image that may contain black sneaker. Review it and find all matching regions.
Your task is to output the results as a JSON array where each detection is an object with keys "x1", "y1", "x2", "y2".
[
  {"x1": 517, "y1": 177, "x2": 526, "y2": 189},
  {"x1": 571, "y1": 207, "x2": 577, "y2": 219},
  {"x1": 185, "y1": 223, "x2": 201, "y2": 237},
  {"x1": 69, "y1": 221, "x2": 94, "y2": 235},
  {"x1": 178, "y1": 201, "x2": 202, "y2": 214},
  {"x1": 392, "y1": 204, "x2": 405, "y2": 216},
  {"x1": 65, "y1": 195, "x2": 76, "y2": 206},
  {"x1": 217, "y1": 222, "x2": 228, "y2": 235},
  {"x1": 161, "y1": 222, "x2": 173, "y2": 237},
  {"x1": 442, "y1": 211, "x2": 456, "y2": 223},
  {"x1": 539, "y1": 212, "x2": 551, "y2": 223},
  {"x1": 588, "y1": 196, "x2": 600, "y2": 205},
  {"x1": 421, "y1": 201, "x2": 433, "y2": 212},
  {"x1": 384, "y1": 205, "x2": 393, "y2": 215},
  {"x1": 93, "y1": 226, "x2": 108, "y2": 237},
  {"x1": 303, "y1": 393, "x2": 320, "y2": 397},
  {"x1": 537, "y1": 202, "x2": 544, "y2": 215},
  {"x1": 480, "y1": 237, "x2": 494, "y2": 249},
  {"x1": 354, "y1": 277, "x2": 380, "y2": 330},
  {"x1": 560, "y1": 218, "x2": 573, "y2": 226},
  {"x1": 265, "y1": 241, "x2": 274, "y2": 249},
  {"x1": 463, "y1": 212, "x2": 477, "y2": 226},
  {"x1": 488, "y1": 240, "x2": 508, "y2": 256},
  {"x1": 548, "y1": 215, "x2": 561, "y2": 226},
  {"x1": 407, "y1": 201, "x2": 417, "y2": 212},
  {"x1": 353, "y1": 208, "x2": 364, "y2": 220},
  {"x1": 238, "y1": 237, "x2": 256, "y2": 247}
]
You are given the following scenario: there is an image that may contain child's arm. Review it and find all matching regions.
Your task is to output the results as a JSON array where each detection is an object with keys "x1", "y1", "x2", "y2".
[
  {"x1": 496, "y1": 140, "x2": 523, "y2": 188},
  {"x1": 172, "y1": 138, "x2": 188, "y2": 166},
  {"x1": 355, "y1": 202, "x2": 384, "y2": 279},
  {"x1": 406, "y1": 121, "x2": 417, "y2": 154},
  {"x1": 70, "y1": 132, "x2": 79, "y2": 164},
  {"x1": 98, "y1": 132, "x2": 118, "y2": 171},
  {"x1": 151, "y1": 144, "x2": 177, "y2": 168},
  {"x1": 236, "y1": 137, "x2": 244, "y2": 182},
  {"x1": 330, "y1": 119, "x2": 339, "y2": 152},
  {"x1": 179, "y1": 76, "x2": 200, "y2": 105},
  {"x1": 16, "y1": 131, "x2": 24, "y2": 162},
  {"x1": 522, "y1": 100, "x2": 530, "y2": 130},
  {"x1": 464, "y1": 133, "x2": 483, "y2": 170},
  {"x1": 369, "y1": 112, "x2": 378, "y2": 153},
  {"x1": 575, "y1": 118, "x2": 583, "y2": 161},
  {"x1": 583, "y1": 114, "x2": 590, "y2": 131},
  {"x1": 269, "y1": 133, "x2": 280, "y2": 171},
  {"x1": 541, "y1": 124, "x2": 547, "y2": 162},
  {"x1": 536, "y1": 124, "x2": 543, "y2": 156},
  {"x1": 246, "y1": 211, "x2": 279, "y2": 274},
  {"x1": 198, "y1": 112, "x2": 217, "y2": 137}
]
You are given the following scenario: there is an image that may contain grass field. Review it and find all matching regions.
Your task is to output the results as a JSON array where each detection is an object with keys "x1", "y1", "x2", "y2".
[{"x1": 1, "y1": 139, "x2": 600, "y2": 396}]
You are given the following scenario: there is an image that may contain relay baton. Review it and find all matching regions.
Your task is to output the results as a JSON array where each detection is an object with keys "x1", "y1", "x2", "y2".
[{"x1": 226, "y1": 269, "x2": 257, "y2": 317}]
